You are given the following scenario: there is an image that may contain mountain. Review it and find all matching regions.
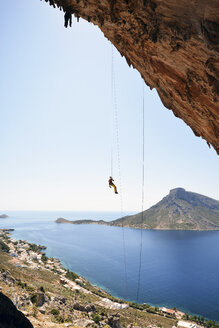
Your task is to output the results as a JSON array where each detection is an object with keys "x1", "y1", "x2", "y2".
[{"x1": 110, "y1": 188, "x2": 219, "y2": 230}]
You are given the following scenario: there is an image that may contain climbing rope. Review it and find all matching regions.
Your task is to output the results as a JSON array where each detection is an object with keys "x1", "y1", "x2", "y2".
[
  {"x1": 111, "y1": 44, "x2": 128, "y2": 299},
  {"x1": 111, "y1": 46, "x2": 145, "y2": 310},
  {"x1": 110, "y1": 46, "x2": 114, "y2": 178},
  {"x1": 136, "y1": 80, "x2": 145, "y2": 304}
]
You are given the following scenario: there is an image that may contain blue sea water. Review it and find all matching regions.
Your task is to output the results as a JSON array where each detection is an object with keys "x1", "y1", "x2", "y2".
[{"x1": 0, "y1": 211, "x2": 219, "y2": 322}]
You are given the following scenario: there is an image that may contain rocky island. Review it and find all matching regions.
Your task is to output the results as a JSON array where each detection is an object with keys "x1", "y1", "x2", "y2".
[
  {"x1": 55, "y1": 218, "x2": 107, "y2": 225},
  {"x1": 55, "y1": 188, "x2": 219, "y2": 231},
  {"x1": 0, "y1": 214, "x2": 9, "y2": 219}
]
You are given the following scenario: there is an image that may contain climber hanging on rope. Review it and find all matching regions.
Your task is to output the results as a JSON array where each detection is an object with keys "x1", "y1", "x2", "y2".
[
  {"x1": 109, "y1": 176, "x2": 118, "y2": 194},
  {"x1": 64, "y1": 9, "x2": 72, "y2": 28}
]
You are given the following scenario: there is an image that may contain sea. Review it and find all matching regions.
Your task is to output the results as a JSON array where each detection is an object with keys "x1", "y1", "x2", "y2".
[{"x1": 0, "y1": 211, "x2": 219, "y2": 322}]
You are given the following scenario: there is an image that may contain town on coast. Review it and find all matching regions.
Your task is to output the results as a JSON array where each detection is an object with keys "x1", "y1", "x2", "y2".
[{"x1": 1, "y1": 229, "x2": 217, "y2": 328}]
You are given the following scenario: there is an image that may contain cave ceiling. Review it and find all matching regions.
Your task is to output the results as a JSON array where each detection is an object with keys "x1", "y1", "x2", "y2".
[{"x1": 42, "y1": 0, "x2": 219, "y2": 154}]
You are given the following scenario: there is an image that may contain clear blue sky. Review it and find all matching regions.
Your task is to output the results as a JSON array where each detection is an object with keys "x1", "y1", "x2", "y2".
[{"x1": 0, "y1": 0, "x2": 218, "y2": 212}]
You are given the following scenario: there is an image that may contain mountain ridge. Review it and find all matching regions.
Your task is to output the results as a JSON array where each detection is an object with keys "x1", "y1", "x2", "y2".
[{"x1": 111, "y1": 188, "x2": 219, "y2": 230}]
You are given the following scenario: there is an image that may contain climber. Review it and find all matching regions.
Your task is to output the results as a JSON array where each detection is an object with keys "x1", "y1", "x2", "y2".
[
  {"x1": 109, "y1": 176, "x2": 118, "y2": 194},
  {"x1": 64, "y1": 10, "x2": 72, "y2": 28}
]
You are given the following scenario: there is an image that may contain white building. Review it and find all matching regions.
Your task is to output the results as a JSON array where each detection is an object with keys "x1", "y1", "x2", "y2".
[{"x1": 178, "y1": 320, "x2": 200, "y2": 328}]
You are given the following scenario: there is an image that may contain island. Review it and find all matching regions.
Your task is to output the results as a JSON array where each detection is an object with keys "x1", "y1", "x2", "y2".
[
  {"x1": 55, "y1": 188, "x2": 219, "y2": 231},
  {"x1": 55, "y1": 217, "x2": 107, "y2": 225},
  {"x1": 0, "y1": 214, "x2": 9, "y2": 219}
]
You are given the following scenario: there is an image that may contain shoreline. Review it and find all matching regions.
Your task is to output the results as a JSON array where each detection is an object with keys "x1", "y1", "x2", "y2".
[
  {"x1": 55, "y1": 219, "x2": 219, "y2": 231},
  {"x1": 1, "y1": 228, "x2": 218, "y2": 326}
]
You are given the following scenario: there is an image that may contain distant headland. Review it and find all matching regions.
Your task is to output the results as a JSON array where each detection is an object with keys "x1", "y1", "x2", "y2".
[
  {"x1": 55, "y1": 217, "x2": 107, "y2": 225},
  {"x1": 0, "y1": 214, "x2": 9, "y2": 219},
  {"x1": 55, "y1": 188, "x2": 219, "y2": 231}
]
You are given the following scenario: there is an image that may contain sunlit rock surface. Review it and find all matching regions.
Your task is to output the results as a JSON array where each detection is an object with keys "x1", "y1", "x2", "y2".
[{"x1": 43, "y1": 0, "x2": 219, "y2": 153}]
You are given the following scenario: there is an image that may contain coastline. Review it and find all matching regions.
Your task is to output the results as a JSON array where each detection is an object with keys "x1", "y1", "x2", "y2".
[
  {"x1": 0, "y1": 228, "x2": 177, "y2": 328},
  {"x1": 55, "y1": 219, "x2": 219, "y2": 231},
  {"x1": 0, "y1": 228, "x2": 218, "y2": 328}
]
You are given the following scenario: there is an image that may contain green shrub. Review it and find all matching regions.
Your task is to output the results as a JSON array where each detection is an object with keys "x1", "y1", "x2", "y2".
[
  {"x1": 30, "y1": 294, "x2": 37, "y2": 304},
  {"x1": 41, "y1": 255, "x2": 48, "y2": 263},
  {"x1": 2, "y1": 235, "x2": 10, "y2": 241},
  {"x1": 92, "y1": 314, "x2": 101, "y2": 324},
  {"x1": 17, "y1": 280, "x2": 27, "y2": 289},
  {"x1": 0, "y1": 240, "x2": 10, "y2": 253},
  {"x1": 50, "y1": 308, "x2": 60, "y2": 316},
  {"x1": 55, "y1": 315, "x2": 64, "y2": 323},
  {"x1": 65, "y1": 270, "x2": 79, "y2": 281},
  {"x1": 32, "y1": 305, "x2": 38, "y2": 318},
  {"x1": 39, "y1": 286, "x2": 45, "y2": 292},
  {"x1": 26, "y1": 285, "x2": 35, "y2": 292}
]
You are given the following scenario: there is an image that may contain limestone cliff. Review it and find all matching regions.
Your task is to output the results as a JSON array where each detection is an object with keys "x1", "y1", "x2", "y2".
[{"x1": 42, "y1": 0, "x2": 219, "y2": 153}]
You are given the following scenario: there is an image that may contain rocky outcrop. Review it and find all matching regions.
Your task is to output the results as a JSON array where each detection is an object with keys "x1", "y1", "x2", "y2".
[
  {"x1": 72, "y1": 318, "x2": 95, "y2": 327},
  {"x1": 1, "y1": 271, "x2": 16, "y2": 285},
  {"x1": 0, "y1": 292, "x2": 33, "y2": 328},
  {"x1": 107, "y1": 314, "x2": 123, "y2": 328},
  {"x1": 30, "y1": 292, "x2": 49, "y2": 307},
  {"x1": 72, "y1": 301, "x2": 96, "y2": 312},
  {"x1": 42, "y1": 0, "x2": 219, "y2": 153}
]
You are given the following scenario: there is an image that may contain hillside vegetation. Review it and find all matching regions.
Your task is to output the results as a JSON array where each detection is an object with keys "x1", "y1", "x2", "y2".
[{"x1": 111, "y1": 188, "x2": 219, "y2": 230}]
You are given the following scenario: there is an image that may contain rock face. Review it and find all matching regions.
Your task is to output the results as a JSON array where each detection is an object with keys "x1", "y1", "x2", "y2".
[
  {"x1": 42, "y1": 0, "x2": 219, "y2": 153},
  {"x1": 30, "y1": 292, "x2": 49, "y2": 307},
  {"x1": 72, "y1": 301, "x2": 96, "y2": 312},
  {"x1": 1, "y1": 271, "x2": 16, "y2": 285},
  {"x1": 107, "y1": 314, "x2": 123, "y2": 328},
  {"x1": 0, "y1": 292, "x2": 33, "y2": 328},
  {"x1": 111, "y1": 188, "x2": 219, "y2": 230}
]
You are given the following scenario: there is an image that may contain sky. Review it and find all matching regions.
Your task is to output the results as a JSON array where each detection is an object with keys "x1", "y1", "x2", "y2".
[{"x1": 0, "y1": 0, "x2": 218, "y2": 212}]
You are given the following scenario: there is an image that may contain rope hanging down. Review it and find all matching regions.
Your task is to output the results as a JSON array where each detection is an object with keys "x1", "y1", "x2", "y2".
[
  {"x1": 136, "y1": 80, "x2": 145, "y2": 304},
  {"x1": 111, "y1": 44, "x2": 128, "y2": 299}
]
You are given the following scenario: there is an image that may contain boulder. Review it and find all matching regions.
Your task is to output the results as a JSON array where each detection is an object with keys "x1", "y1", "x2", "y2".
[
  {"x1": 72, "y1": 301, "x2": 86, "y2": 312},
  {"x1": 72, "y1": 318, "x2": 94, "y2": 327},
  {"x1": 1, "y1": 271, "x2": 15, "y2": 285},
  {"x1": 72, "y1": 302, "x2": 96, "y2": 313},
  {"x1": 85, "y1": 304, "x2": 96, "y2": 313},
  {"x1": 30, "y1": 292, "x2": 48, "y2": 307},
  {"x1": 53, "y1": 296, "x2": 67, "y2": 304},
  {"x1": 107, "y1": 314, "x2": 123, "y2": 328}
]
